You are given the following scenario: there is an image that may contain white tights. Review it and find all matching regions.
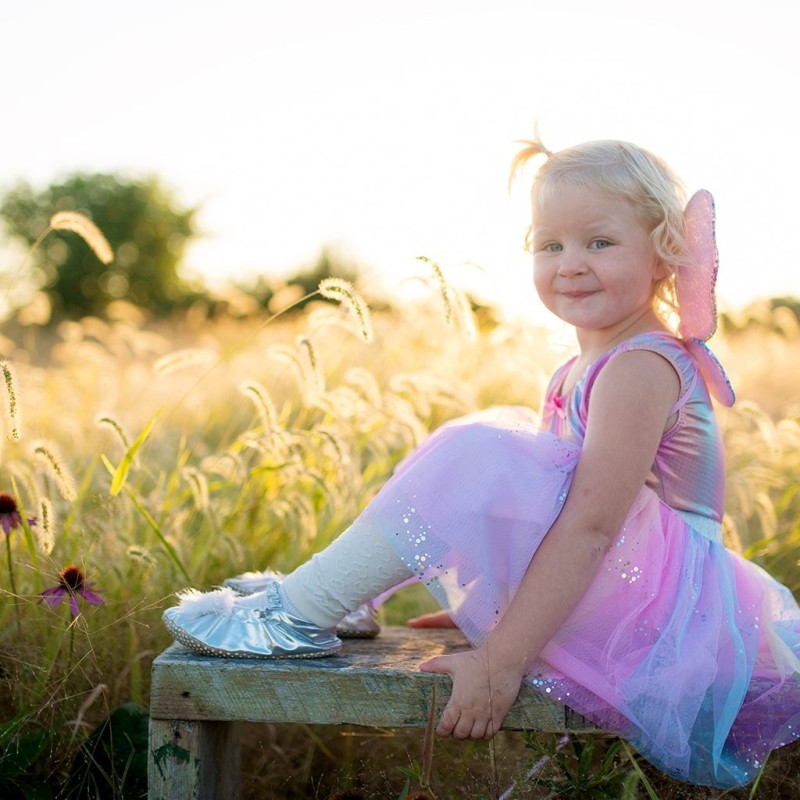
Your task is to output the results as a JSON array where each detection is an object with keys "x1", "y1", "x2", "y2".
[{"x1": 280, "y1": 517, "x2": 413, "y2": 628}]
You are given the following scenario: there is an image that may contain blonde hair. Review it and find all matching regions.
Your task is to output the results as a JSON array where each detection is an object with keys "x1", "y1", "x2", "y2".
[{"x1": 512, "y1": 137, "x2": 690, "y2": 326}]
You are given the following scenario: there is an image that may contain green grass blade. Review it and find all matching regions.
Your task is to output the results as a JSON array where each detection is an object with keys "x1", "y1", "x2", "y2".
[
  {"x1": 101, "y1": 455, "x2": 192, "y2": 584},
  {"x1": 123, "y1": 486, "x2": 192, "y2": 584},
  {"x1": 11, "y1": 477, "x2": 41, "y2": 590},
  {"x1": 109, "y1": 417, "x2": 156, "y2": 496},
  {"x1": 621, "y1": 741, "x2": 661, "y2": 800},
  {"x1": 748, "y1": 752, "x2": 770, "y2": 798},
  {"x1": 422, "y1": 684, "x2": 436, "y2": 787}
]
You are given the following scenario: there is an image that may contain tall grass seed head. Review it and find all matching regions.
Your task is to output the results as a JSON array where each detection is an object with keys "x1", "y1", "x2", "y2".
[
  {"x1": 127, "y1": 545, "x2": 157, "y2": 571},
  {"x1": 416, "y1": 255, "x2": 453, "y2": 325},
  {"x1": 97, "y1": 414, "x2": 131, "y2": 452},
  {"x1": 296, "y1": 336, "x2": 325, "y2": 393},
  {"x1": 2, "y1": 360, "x2": 22, "y2": 441},
  {"x1": 182, "y1": 466, "x2": 210, "y2": 512},
  {"x1": 37, "y1": 497, "x2": 55, "y2": 555},
  {"x1": 318, "y1": 278, "x2": 374, "y2": 343},
  {"x1": 33, "y1": 441, "x2": 77, "y2": 501},
  {"x1": 239, "y1": 381, "x2": 280, "y2": 433},
  {"x1": 49, "y1": 211, "x2": 114, "y2": 265}
]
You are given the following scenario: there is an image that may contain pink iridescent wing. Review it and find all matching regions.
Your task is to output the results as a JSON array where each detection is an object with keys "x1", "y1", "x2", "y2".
[
  {"x1": 677, "y1": 189, "x2": 718, "y2": 342},
  {"x1": 685, "y1": 339, "x2": 735, "y2": 407}
]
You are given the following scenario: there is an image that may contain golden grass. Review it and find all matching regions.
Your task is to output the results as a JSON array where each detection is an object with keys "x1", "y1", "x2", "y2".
[
  {"x1": 48, "y1": 211, "x2": 113, "y2": 265},
  {"x1": 1, "y1": 294, "x2": 800, "y2": 798}
]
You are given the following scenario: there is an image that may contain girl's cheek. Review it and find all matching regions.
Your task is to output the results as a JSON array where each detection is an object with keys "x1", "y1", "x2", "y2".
[{"x1": 532, "y1": 260, "x2": 549, "y2": 295}]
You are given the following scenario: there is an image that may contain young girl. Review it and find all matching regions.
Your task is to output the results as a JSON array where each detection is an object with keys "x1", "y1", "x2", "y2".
[{"x1": 164, "y1": 139, "x2": 800, "y2": 788}]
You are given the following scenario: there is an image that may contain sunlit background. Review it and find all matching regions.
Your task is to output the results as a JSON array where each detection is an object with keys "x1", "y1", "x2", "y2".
[{"x1": 1, "y1": 0, "x2": 798, "y2": 320}]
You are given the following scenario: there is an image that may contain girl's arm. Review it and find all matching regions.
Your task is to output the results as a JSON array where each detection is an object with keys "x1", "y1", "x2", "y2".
[{"x1": 420, "y1": 349, "x2": 681, "y2": 740}]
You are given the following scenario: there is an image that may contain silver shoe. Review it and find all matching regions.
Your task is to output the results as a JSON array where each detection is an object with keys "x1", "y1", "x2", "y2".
[
  {"x1": 162, "y1": 584, "x2": 342, "y2": 659},
  {"x1": 334, "y1": 601, "x2": 380, "y2": 639},
  {"x1": 223, "y1": 567, "x2": 381, "y2": 639},
  {"x1": 223, "y1": 568, "x2": 283, "y2": 595}
]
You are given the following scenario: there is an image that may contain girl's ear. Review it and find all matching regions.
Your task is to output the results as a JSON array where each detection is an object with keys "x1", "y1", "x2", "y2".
[{"x1": 653, "y1": 258, "x2": 672, "y2": 282}]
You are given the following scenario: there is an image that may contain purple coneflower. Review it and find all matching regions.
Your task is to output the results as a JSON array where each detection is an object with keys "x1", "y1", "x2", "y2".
[
  {"x1": 0, "y1": 491, "x2": 35, "y2": 536},
  {"x1": 39, "y1": 564, "x2": 104, "y2": 618}
]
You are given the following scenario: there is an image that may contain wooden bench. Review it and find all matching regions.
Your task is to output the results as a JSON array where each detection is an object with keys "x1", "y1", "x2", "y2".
[{"x1": 148, "y1": 626, "x2": 599, "y2": 800}]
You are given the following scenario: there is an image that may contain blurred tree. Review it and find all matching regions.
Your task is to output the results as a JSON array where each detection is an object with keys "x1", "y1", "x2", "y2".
[
  {"x1": 233, "y1": 245, "x2": 362, "y2": 315},
  {"x1": 0, "y1": 173, "x2": 200, "y2": 319},
  {"x1": 771, "y1": 296, "x2": 800, "y2": 323}
]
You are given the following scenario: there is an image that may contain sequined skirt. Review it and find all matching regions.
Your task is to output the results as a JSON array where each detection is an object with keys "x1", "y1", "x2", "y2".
[{"x1": 359, "y1": 409, "x2": 800, "y2": 788}]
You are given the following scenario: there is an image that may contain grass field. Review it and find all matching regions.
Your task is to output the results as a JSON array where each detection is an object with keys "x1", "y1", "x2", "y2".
[{"x1": 2, "y1": 284, "x2": 800, "y2": 799}]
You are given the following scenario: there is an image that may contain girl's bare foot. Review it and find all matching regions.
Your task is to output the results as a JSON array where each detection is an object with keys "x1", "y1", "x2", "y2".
[{"x1": 407, "y1": 610, "x2": 457, "y2": 628}]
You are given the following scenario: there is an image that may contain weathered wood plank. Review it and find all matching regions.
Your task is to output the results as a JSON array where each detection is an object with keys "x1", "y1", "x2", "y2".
[
  {"x1": 148, "y1": 718, "x2": 241, "y2": 800},
  {"x1": 150, "y1": 627, "x2": 598, "y2": 733}
]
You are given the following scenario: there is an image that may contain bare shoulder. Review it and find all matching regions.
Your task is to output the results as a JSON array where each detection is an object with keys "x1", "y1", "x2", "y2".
[
  {"x1": 592, "y1": 348, "x2": 680, "y2": 409},
  {"x1": 595, "y1": 350, "x2": 681, "y2": 397}
]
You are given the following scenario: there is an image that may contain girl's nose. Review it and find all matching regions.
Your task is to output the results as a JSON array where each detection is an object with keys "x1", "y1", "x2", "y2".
[{"x1": 556, "y1": 249, "x2": 588, "y2": 276}]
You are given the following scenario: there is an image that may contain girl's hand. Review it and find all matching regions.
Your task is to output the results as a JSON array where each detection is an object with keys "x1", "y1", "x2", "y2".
[
  {"x1": 407, "y1": 610, "x2": 457, "y2": 628},
  {"x1": 419, "y1": 647, "x2": 524, "y2": 740}
]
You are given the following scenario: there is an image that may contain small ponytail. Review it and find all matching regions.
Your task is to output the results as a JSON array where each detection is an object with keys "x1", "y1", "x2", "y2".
[{"x1": 508, "y1": 128, "x2": 552, "y2": 192}]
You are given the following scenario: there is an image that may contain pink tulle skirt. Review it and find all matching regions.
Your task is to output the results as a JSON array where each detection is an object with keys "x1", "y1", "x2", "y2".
[{"x1": 359, "y1": 410, "x2": 800, "y2": 787}]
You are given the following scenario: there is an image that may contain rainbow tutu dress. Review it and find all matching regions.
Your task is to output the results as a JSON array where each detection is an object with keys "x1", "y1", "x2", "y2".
[{"x1": 360, "y1": 332, "x2": 800, "y2": 787}]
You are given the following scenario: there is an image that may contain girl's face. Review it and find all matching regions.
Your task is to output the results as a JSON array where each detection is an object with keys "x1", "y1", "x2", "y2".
[{"x1": 531, "y1": 183, "x2": 667, "y2": 341}]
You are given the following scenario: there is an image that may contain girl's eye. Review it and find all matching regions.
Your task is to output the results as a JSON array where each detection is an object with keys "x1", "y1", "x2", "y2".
[
  {"x1": 590, "y1": 239, "x2": 612, "y2": 250},
  {"x1": 541, "y1": 242, "x2": 562, "y2": 253}
]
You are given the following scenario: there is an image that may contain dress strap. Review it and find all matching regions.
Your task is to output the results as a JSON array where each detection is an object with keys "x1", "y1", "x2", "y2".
[{"x1": 668, "y1": 369, "x2": 697, "y2": 417}]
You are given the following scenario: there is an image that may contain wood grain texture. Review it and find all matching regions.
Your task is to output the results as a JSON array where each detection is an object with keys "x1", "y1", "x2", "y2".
[
  {"x1": 148, "y1": 718, "x2": 241, "y2": 800},
  {"x1": 150, "y1": 627, "x2": 598, "y2": 733}
]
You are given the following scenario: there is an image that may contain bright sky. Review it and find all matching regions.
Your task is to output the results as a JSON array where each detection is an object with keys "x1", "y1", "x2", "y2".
[{"x1": 1, "y1": 0, "x2": 798, "y2": 320}]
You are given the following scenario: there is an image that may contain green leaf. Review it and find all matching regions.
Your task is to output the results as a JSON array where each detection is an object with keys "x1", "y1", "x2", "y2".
[
  {"x1": 0, "y1": 719, "x2": 53, "y2": 781},
  {"x1": 577, "y1": 736, "x2": 594, "y2": 780},
  {"x1": 109, "y1": 417, "x2": 156, "y2": 496},
  {"x1": 599, "y1": 738, "x2": 624, "y2": 774},
  {"x1": 62, "y1": 703, "x2": 149, "y2": 800}
]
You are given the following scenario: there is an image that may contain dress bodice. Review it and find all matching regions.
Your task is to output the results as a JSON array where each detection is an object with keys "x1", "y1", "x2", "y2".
[{"x1": 542, "y1": 332, "x2": 729, "y2": 522}]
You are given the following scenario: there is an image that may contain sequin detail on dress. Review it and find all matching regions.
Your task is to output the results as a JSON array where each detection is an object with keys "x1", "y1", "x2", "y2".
[{"x1": 396, "y1": 502, "x2": 434, "y2": 576}]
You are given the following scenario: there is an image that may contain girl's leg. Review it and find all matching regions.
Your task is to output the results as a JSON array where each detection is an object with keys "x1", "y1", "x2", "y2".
[
  {"x1": 280, "y1": 518, "x2": 413, "y2": 628},
  {"x1": 163, "y1": 516, "x2": 414, "y2": 658}
]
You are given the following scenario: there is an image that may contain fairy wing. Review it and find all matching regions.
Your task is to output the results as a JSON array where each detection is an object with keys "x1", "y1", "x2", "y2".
[
  {"x1": 685, "y1": 338, "x2": 735, "y2": 407},
  {"x1": 677, "y1": 189, "x2": 718, "y2": 342}
]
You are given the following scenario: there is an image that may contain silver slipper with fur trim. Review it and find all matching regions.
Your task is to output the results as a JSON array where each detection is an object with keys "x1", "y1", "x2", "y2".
[
  {"x1": 223, "y1": 568, "x2": 381, "y2": 639},
  {"x1": 162, "y1": 584, "x2": 341, "y2": 659}
]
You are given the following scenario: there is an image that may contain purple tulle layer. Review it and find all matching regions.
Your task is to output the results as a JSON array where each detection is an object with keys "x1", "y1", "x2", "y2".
[{"x1": 360, "y1": 410, "x2": 800, "y2": 787}]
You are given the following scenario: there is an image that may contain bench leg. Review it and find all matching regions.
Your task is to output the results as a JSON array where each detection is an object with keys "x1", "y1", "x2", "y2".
[{"x1": 149, "y1": 718, "x2": 241, "y2": 800}]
